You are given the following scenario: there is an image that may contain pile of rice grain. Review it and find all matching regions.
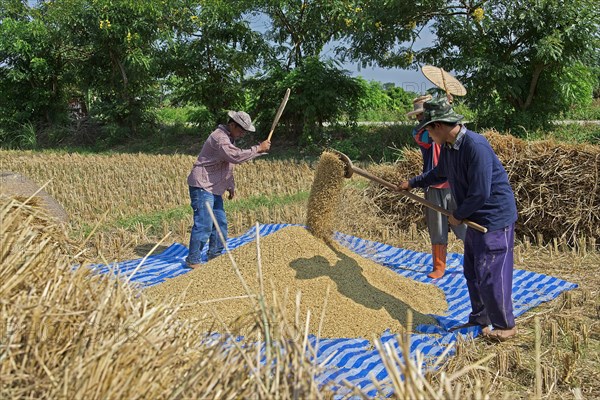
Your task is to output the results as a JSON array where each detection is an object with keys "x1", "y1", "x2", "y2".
[{"x1": 145, "y1": 226, "x2": 447, "y2": 339}]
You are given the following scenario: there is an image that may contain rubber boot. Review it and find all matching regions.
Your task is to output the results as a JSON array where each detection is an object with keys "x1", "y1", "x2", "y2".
[{"x1": 428, "y1": 244, "x2": 447, "y2": 279}]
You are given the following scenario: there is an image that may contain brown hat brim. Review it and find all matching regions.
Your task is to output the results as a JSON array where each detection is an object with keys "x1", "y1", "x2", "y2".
[
  {"x1": 422, "y1": 65, "x2": 467, "y2": 96},
  {"x1": 406, "y1": 109, "x2": 424, "y2": 117}
]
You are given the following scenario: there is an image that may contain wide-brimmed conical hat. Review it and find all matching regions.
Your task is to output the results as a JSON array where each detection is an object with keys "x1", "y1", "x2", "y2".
[{"x1": 422, "y1": 65, "x2": 467, "y2": 96}]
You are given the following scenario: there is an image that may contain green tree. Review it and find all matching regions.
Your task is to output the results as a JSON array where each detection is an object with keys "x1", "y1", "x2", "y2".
[
  {"x1": 48, "y1": 0, "x2": 182, "y2": 135},
  {"x1": 1, "y1": 0, "x2": 190, "y2": 145},
  {"x1": 258, "y1": 0, "x2": 360, "y2": 68},
  {"x1": 0, "y1": 2, "x2": 70, "y2": 142},
  {"x1": 355, "y1": 80, "x2": 413, "y2": 121},
  {"x1": 165, "y1": 0, "x2": 269, "y2": 120},
  {"x1": 418, "y1": 0, "x2": 600, "y2": 131},
  {"x1": 248, "y1": 1, "x2": 377, "y2": 138},
  {"x1": 337, "y1": 0, "x2": 438, "y2": 69},
  {"x1": 248, "y1": 57, "x2": 365, "y2": 142}
]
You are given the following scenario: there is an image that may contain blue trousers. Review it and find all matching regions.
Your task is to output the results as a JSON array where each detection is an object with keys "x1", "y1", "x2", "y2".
[
  {"x1": 463, "y1": 223, "x2": 516, "y2": 329},
  {"x1": 186, "y1": 186, "x2": 228, "y2": 264}
]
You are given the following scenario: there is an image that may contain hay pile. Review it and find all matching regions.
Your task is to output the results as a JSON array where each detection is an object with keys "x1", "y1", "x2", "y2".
[
  {"x1": 0, "y1": 171, "x2": 69, "y2": 223},
  {"x1": 368, "y1": 131, "x2": 600, "y2": 243},
  {"x1": 146, "y1": 226, "x2": 447, "y2": 339},
  {"x1": 485, "y1": 131, "x2": 599, "y2": 242},
  {"x1": 306, "y1": 151, "x2": 346, "y2": 242},
  {"x1": 366, "y1": 149, "x2": 425, "y2": 231},
  {"x1": 0, "y1": 196, "x2": 329, "y2": 398}
]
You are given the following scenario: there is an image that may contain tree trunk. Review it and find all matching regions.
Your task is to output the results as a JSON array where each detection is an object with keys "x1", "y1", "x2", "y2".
[{"x1": 518, "y1": 64, "x2": 545, "y2": 111}]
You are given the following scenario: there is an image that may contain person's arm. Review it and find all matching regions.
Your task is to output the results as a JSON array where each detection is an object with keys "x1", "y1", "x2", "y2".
[
  {"x1": 412, "y1": 128, "x2": 432, "y2": 150},
  {"x1": 453, "y1": 143, "x2": 492, "y2": 220},
  {"x1": 407, "y1": 167, "x2": 446, "y2": 189},
  {"x1": 217, "y1": 137, "x2": 269, "y2": 164},
  {"x1": 408, "y1": 149, "x2": 448, "y2": 188}
]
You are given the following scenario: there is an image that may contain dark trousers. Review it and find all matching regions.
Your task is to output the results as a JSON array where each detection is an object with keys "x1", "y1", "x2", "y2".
[{"x1": 463, "y1": 223, "x2": 516, "y2": 329}]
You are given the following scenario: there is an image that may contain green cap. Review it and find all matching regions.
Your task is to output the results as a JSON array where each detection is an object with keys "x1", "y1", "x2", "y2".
[{"x1": 416, "y1": 97, "x2": 464, "y2": 131}]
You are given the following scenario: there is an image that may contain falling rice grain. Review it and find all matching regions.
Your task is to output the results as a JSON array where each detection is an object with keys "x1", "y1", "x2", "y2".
[{"x1": 306, "y1": 151, "x2": 346, "y2": 242}]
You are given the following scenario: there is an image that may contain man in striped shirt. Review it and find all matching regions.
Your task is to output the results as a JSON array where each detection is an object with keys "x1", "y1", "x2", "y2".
[
  {"x1": 185, "y1": 111, "x2": 271, "y2": 268},
  {"x1": 407, "y1": 95, "x2": 466, "y2": 279}
]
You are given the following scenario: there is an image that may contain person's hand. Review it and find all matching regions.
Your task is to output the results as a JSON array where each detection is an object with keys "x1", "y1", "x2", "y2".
[
  {"x1": 258, "y1": 140, "x2": 271, "y2": 153},
  {"x1": 227, "y1": 188, "x2": 235, "y2": 200},
  {"x1": 448, "y1": 215, "x2": 462, "y2": 226},
  {"x1": 397, "y1": 181, "x2": 412, "y2": 191}
]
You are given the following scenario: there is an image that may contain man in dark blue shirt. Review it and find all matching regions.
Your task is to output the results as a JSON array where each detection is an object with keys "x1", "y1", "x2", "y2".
[
  {"x1": 398, "y1": 97, "x2": 518, "y2": 341},
  {"x1": 408, "y1": 94, "x2": 466, "y2": 279}
]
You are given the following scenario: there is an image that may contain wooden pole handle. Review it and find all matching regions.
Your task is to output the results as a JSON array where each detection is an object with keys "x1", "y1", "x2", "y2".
[
  {"x1": 267, "y1": 88, "x2": 291, "y2": 142},
  {"x1": 351, "y1": 166, "x2": 488, "y2": 233}
]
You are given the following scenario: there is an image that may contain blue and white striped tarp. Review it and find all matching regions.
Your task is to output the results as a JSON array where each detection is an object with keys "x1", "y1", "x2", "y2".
[{"x1": 89, "y1": 223, "x2": 577, "y2": 396}]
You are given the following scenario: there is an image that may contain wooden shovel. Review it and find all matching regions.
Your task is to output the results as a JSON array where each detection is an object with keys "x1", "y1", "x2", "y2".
[
  {"x1": 331, "y1": 149, "x2": 487, "y2": 233},
  {"x1": 267, "y1": 88, "x2": 291, "y2": 141}
]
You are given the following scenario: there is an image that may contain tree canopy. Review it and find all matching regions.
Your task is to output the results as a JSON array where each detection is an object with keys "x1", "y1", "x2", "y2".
[
  {"x1": 420, "y1": 0, "x2": 600, "y2": 130},
  {"x1": 1, "y1": 0, "x2": 598, "y2": 146}
]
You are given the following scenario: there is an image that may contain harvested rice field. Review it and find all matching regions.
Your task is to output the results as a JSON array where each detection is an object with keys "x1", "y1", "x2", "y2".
[
  {"x1": 146, "y1": 226, "x2": 446, "y2": 338},
  {"x1": 2, "y1": 134, "x2": 600, "y2": 399}
]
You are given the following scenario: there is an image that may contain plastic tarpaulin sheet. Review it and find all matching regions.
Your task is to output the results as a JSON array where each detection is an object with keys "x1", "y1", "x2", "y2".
[{"x1": 89, "y1": 223, "x2": 577, "y2": 396}]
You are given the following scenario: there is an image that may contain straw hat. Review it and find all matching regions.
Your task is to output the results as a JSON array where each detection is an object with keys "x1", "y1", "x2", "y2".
[
  {"x1": 421, "y1": 65, "x2": 467, "y2": 96},
  {"x1": 406, "y1": 94, "x2": 433, "y2": 118},
  {"x1": 227, "y1": 110, "x2": 256, "y2": 132},
  {"x1": 415, "y1": 97, "x2": 464, "y2": 131}
]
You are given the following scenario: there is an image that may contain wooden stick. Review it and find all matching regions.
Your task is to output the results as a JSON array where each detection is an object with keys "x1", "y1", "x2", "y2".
[
  {"x1": 267, "y1": 88, "x2": 291, "y2": 142},
  {"x1": 351, "y1": 165, "x2": 488, "y2": 233}
]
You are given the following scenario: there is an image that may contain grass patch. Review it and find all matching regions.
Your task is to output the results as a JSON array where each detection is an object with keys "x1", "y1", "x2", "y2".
[
  {"x1": 525, "y1": 123, "x2": 600, "y2": 144},
  {"x1": 115, "y1": 191, "x2": 311, "y2": 231},
  {"x1": 225, "y1": 191, "x2": 310, "y2": 212}
]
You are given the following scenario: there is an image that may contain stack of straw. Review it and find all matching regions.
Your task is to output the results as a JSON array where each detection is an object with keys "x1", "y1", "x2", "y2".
[{"x1": 367, "y1": 131, "x2": 600, "y2": 244}]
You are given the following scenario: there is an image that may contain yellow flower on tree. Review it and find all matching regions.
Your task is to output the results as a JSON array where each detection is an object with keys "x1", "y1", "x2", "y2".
[{"x1": 473, "y1": 7, "x2": 484, "y2": 22}]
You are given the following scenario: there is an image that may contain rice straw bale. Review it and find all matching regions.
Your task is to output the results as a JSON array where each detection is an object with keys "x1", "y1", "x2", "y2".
[
  {"x1": 0, "y1": 171, "x2": 69, "y2": 223},
  {"x1": 367, "y1": 131, "x2": 600, "y2": 243}
]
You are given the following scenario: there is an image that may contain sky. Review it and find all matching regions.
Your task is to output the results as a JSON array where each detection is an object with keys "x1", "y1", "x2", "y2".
[
  {"x1": 248, "y1": 13, "x2": 436, "y2": 94},
  {"x1": 325, "y1": 54, "x2": 435, "y2": 94}
]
